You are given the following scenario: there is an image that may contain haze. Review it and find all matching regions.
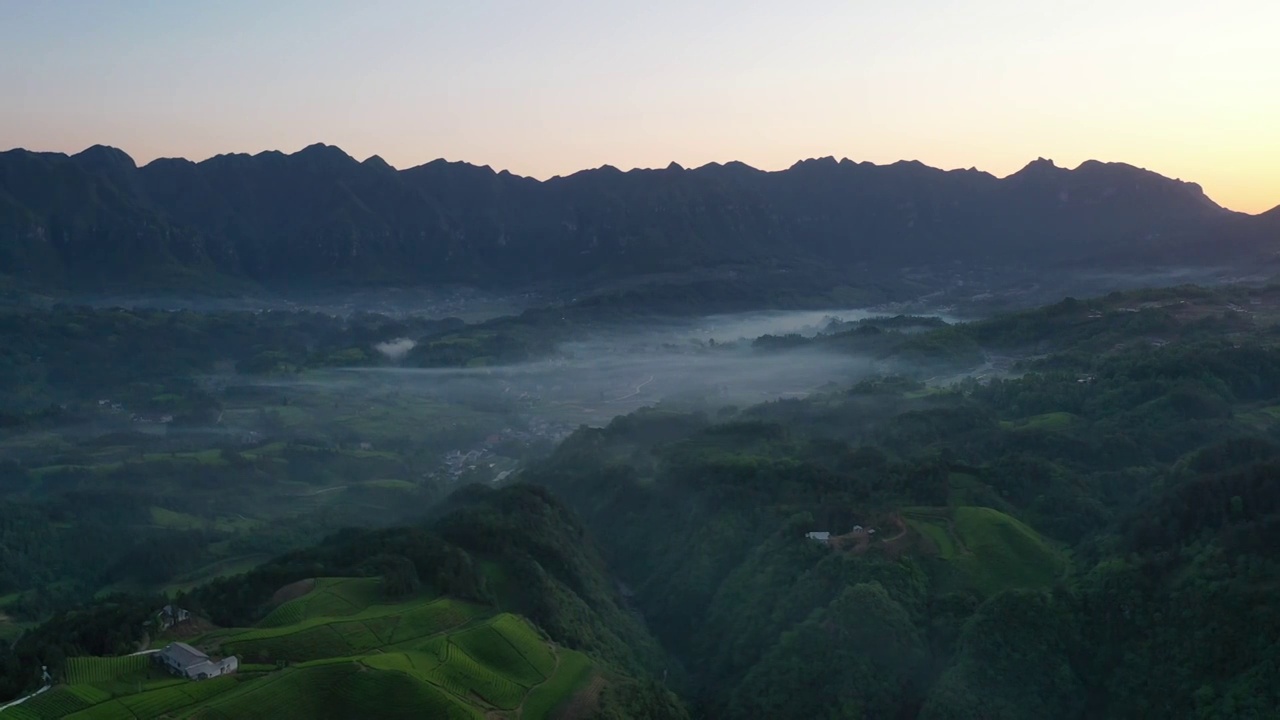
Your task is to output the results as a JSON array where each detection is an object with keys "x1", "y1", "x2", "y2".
[
  {"x1": 263, "y1": 308, "x2": 907, "y2": 433},
  {"x1": 2, "y1": 0, "x2": 1278, "y2": 213}
]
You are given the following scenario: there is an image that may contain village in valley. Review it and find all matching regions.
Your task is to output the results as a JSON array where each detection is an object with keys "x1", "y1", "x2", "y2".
[{"x1": 434, "y1": 418, "x2": 576, "y2": 485}]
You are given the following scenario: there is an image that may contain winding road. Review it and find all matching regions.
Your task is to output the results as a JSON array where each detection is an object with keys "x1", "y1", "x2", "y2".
[
  {"x1": 609, "y1": 375, "x2": 655, "y2": 403},
  {"x1": 0, "y1": 685, "x2": 50, "y2": 713}
]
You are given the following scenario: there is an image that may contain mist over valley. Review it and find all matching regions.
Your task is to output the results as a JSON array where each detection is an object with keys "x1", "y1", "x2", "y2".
[{"x1": 7, "y1": 0, "x2": 1280, "y2": 714}]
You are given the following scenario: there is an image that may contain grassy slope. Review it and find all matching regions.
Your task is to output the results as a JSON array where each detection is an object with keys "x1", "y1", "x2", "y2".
[
  {"x1": 257, "y1": 577, "x2": 384, "y2": 627},
  {"x1": 2, "y1": 579, "x2": 597, "y2": 720},
  {"x1": 522, "y1": 649, "x2": 595, "y2": 720},
  {"x1": 1, "y1": 656, "x2": 229, "y2": 720},
  {"x1": 161, "y1": 555, "x2": 272, "y2": 597},
  {"x1": 998, "y1": 411, "x2": 1079, "y2": 431},
  {"x1": 903, "y1": 506, "x2": 1065, "y2": 596},
  {"x1": 952, "y1": 506, "x2": 1065, "y2": 596}
]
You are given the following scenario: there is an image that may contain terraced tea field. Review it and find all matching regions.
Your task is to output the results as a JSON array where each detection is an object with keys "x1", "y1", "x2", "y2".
[
  {"x1": 1, "y1": 578, "x2": 597, "y2": 720},
  {"x1": 903, "y1": 506, "x2": 1066, "y2": 596},
  {"x1": 222, "y1": 596, "x2": 482, "y2": 663},
  {"x1": 64, "y1": 657, "x2": 149, "y2": 686},
  {"x1": 258, "y1": 577, "x2": 384, "y2": 627}
]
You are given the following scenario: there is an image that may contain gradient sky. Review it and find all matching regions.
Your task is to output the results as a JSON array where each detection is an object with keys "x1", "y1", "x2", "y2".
[{"x1": 2, "y1": 0, "x2": 1277, "y2": 212}]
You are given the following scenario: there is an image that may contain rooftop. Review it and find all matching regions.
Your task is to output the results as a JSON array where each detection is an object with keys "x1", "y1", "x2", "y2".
[{"x1": 161, "y1": 642, "x2": 209, "y2": 669}]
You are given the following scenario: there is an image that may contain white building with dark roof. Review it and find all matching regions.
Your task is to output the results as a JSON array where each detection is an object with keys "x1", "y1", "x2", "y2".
[{"x1": 155, "y1": 642, "x2": 238, "y2": 680}]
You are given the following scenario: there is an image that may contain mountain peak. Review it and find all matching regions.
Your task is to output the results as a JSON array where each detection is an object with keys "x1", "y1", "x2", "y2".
[
  {"x1": 1005, "y1": 157, "x2": 1069, "y2": 185},
  {"x1": 1017, "y1": 157, "x2": 1059, "y2": 173},
  {"x1": 362, "y1": 154, "x2": 395, "y2": 171},
  {"x1": 789, "y1": 156, "x2": 839, "y2": 171},
  {"x1": 72, "y1": 144, "x2": 137, "y2": 171},
  {"x1": 292, "y1": 143, "x2": 355, "y2": 165}
]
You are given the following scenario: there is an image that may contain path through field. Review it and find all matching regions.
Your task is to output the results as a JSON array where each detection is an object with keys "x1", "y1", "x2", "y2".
[
  {"x1": 515, "y1": 647, "x2": 561, "y2": 719},
  {"x1": 0, "y1": 685, "x2": 49, "y2": 713},
  {"x1": 300, "y1": 485, "x2": 348, "y2": 497},
  {"x1": 609, "y1": 375, "x2": 654, "y2": 403},
  {"x1": 883, "y1": 514, "x2": 909, "y2": 544}
]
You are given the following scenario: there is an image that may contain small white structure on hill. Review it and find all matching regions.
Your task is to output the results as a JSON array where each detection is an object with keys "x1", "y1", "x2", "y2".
[
  {"x1": 805, "y1": 531, "x2": 831, "y2": 543},
  {"x1": 155, "y1": 642, "x2": 238, "y2": 680}
]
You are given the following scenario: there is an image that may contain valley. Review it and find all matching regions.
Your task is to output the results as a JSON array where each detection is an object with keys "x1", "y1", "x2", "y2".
[
  {"x1": 6, "y1": 279, "x2": 1280, "y2": 718},
  {"x1": 5, "y1": 4, "x2": 1280, "y2": 715}
]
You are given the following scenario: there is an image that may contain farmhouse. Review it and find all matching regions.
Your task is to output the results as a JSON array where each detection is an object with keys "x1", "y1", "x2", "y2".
[
  {"x1": 154, "y1": 604, "x2": 191, "y2": 632},
  {"x1": 155, "y1": 642, "x2": 238, "y2": 680},
  {"x1": 805, "y1": 531, "x2": 831, "y2": 543}
]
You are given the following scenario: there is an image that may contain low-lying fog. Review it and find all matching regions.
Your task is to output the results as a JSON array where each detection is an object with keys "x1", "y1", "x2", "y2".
[
  {"x1": 322, "y1": 307, "x2": 939, "y2": 427},
  {"x1": 78, "y1": 286, "x2": 533, "y2": 323}
]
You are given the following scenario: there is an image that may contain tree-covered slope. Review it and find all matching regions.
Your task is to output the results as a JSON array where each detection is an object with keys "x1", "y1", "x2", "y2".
[
  {"x1": 0, "y1": 484, "x2": 688, "y2": 719},
  {"x1": 518, "y1": 288, "x2": 1280, "y2": 718},
  {"x1": 10, "y1": 283, "x2": 1280, "y2": 717}
]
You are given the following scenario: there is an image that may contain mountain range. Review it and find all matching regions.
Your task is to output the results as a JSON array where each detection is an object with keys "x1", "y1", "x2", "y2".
[{"x1": 2, "y1": 143, "x2": 1278, "y2": 293}]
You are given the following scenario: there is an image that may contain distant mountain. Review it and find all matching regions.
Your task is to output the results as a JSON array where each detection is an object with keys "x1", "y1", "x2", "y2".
[{"x1": 1, "y1": 144, "x2": 1276, "y2": 293}]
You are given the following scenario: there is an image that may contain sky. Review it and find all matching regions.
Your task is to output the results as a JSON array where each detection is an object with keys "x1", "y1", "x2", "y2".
[{"x1": 2, "y1": 0, "x2": 1278, "y2": 213}]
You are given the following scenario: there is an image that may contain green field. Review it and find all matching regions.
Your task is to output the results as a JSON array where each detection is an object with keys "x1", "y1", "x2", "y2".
[
  {"x1": 903, "y1": 506, "x2": 1064, "y2": 596},
  {"x1": 226, "y1": 596, "x2": 481, "y2": 664},
  {"x1": 149, "y1": 506, "x2": 206, "y2": 529},
  {"x1": 953, "y1": 506, "x2": 1065, "y2": 595},
  {"x1": 998, "y1": 411, "x2": 1078, "y2": 431},
  {"x1": 3, "y1": 688, "x2": 96, "y2": 719},
  {"x1": 365, "y1": 644, "x2": 526, "y2": 710},
  {"x1": 1, "y1": 580, "x2": 592, "y2": 720},
  {"x1": 64, "y1": 655, "x2": 149, "y2": 685},
  {"x1": 258, "y1": 577, "x2": 384, "y2": 627},
  {"x1": 522, "y1": 649, "x2": 595, "y2": 720},
  {"x1": 61, "y1": 676, "x2": 241, "y2": 719},
  {"x1": 1238, "y1": 403, "x2": 1280, "y2": 430},
  {"x1": 906, "y1": 515, "x2": 958, "y2": 559},
  {"x1": 162, "y1": 554, "x2": 271, "y2": 596},
  {"x1": 184, "y1": 663, "x2": 362, "y2": 719}
]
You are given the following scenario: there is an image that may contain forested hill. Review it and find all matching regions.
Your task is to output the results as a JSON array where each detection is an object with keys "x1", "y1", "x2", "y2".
[
  {"x1": 9, "y1": 284, "x2": 1280, "y2": 716},
  {"x1": 0, "y1": 484, "x2": 689, "y2": 719},
  {"x1": 517, "y1": 289, "x2": 1280, "y2": 718},
  {"x1": 3, "y1": 144, "x2": 1278, "y2": 292}
]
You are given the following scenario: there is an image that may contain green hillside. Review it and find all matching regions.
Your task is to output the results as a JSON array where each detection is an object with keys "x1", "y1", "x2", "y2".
[
  {"x1": 0, "y1": 659, "x2": 228, "y2": 720},
  {"x1": 257, "y1": 578, "x2": 385, "y2": 628},
  {"x1": 952, "y1": 506, "x2": 1066, "y2": 595},
  {"x1": 1, "y1": 583, "x2": 601, "y2": 720},
  {"x1": 904, "y1": 506, "x2": 1065, "y2": 596}
]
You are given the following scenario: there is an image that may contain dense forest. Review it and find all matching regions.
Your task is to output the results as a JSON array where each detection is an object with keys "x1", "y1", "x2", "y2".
[
  {"x1": 518, "y1": 287, "x2": 1280, "y2": 718},
  {"x1": 5, "y1": 282, "x2": 1280, "y2": 717}
]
